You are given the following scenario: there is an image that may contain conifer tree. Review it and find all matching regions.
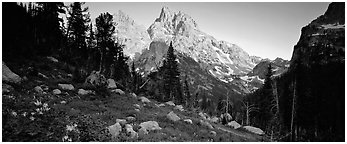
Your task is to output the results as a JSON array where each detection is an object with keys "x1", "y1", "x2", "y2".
[
  {"x1": 35, "y1": 2, "x2": 65, "y2": 56},
  {"x1": 183, "y1": 74, "x2": 191, "y2": 107},
  {"x1": 161, "y1": 42, "x2": 183, "y2": 104},
  {"x1": 95, "y1": 12, "x2": 115, "y2": 73},
  {"x1": 67, "y1": 2, "x2": 90, "y2": 61}
]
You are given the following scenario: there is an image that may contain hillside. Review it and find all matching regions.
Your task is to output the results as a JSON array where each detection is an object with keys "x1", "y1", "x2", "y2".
[{"x1": 2, "y1": 57, "x2": 267, "y2": 142}]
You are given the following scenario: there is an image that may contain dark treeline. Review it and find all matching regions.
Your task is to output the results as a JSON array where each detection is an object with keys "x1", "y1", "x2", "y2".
[
  {"x1": 245, "y1": 53, "x2": 344, "y2": 142},
  {"x1": 3, "y1": 2, "x2": 138, "y2": 90}
]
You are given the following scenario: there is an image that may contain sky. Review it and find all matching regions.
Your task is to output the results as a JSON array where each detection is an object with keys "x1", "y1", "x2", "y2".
[{"x1": 83, "y1": 2, "x2": 330, "y2": 60}]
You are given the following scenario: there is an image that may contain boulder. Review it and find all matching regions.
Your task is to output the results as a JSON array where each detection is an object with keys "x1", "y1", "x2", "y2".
[
  {"x1": 209, "y1": 116, "x2": 219, "y2": 123},
  {"x1": 84, "y1": 71, "x2": 107, "y2": 87},
  {"x1": 47, "y1": 56, "x2": 59, "y2": 62},
  {"x1": 116, "y1": 119, "x2": 127, "y2": 126},
  {"x1": 167, "y1": 111, "x2": 180, "y2": 122},
  {"x1": 135, "y1": 109, "x2": 140, "y2": 112},
  {"x1": 139, "y1": 96, "x2": 151, "y2": 103},
  {"x1": 52, "y1": 89, "x2": 62, "y2": 95},
  {"x1": 158, "y1": 103, "x2": 165, "y2": 107},
  {"x1": 58, "y1": 84, "x2": 75, "y2": 91},
  {"x1": 34, "y1": 86, "x2": 44, "y2": 93},
  {"x1": 2, "y1": 61, "x2": 22, "y2": 84},
  {"x1": 199, "y1": 120, "x2": 214, "y2": 129},
  {"x1": 130, "y1": 93, "x2": 137, "y2": 98},
  {"x1": 243, "y1": 126, "x2": 264, "y2": 135},
  {"x1": 133, "y1": 104, "x2": 141, "y2": 109},
  {"x1": 227, "y1": 121, "x2": 241, "y2": 129},
  {"x1": 108, "y1": 123, "x2": 122, "y2": 138},
  {"x1": 174, "y1": 105, "x2": 184, "y2": 111},
  {"x1": 209, "y1": 131, "x2": 217, "y2": 137},
  {"x1": 184, "y1": 119, "x2": 193, "y2": 124},
  {"x1": 126, "y1": 116, "x2": 136, "y2": 123},
  {"x1": 107, "y1": 79, "x2": 117, "y2": 89},
  {"x1": 78, "y1": 89, "x2": 94, "y2": 95},
  {"x1": 113, "y1": 89, "x2": 125, "y2": 95},
  {"x1": 2, "y1": 83, "x2": 14, "y2": 94},
  {"x1": 165, "y1": 101, "x2": 175, "y2": 106},
  {"x1": 199, "y1": 112, "x2": 207, "y2": 120},
  {"x1": 139, "y1": 121, "x2": 162, "y2": 135},
  {"x1": 125, "y1": 124, "x2": 138, "y2": 139},
  {"x1": 221, "y1": 113, "x2": 233, "y2": 123}
]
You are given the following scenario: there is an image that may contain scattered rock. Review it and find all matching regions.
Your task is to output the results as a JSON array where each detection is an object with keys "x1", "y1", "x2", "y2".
[
  {"x1": 243, "y1": 126, "x2": 264, "y2": 135},
  {"x1": 199, "y1": 112, "x2": 207, "y2": 120},
  {"x1": 167, "y1": 111, "x2": 180, "y2": 122},
  {"x1": 2, "y1": 83, "x2": 14, "y2": 94},
  {"x1": 184, "y1": 119, "x2": 193, "y2": 124},
  {"x1": 108, "y1": 123, "x2": 122, "y2": 138},
  {"x1": 220, "y1": 113, "x2": 233, "y2": 123},
  {"x1": 209, "y1": 131, "x2": 217, "y2": 137},
  {"x1": 22, "y1": 76, "x2": 28, "y2": 81},
  {"x1": 165, "y1": 101, "x2": 175, "y2": 106},
  {"x1": 113, "y1": 89, "x2": 125, "y2": 95},
  {"x1": 209, "y1": 116, "x2": 219, "y2": 123},
  {"x1": 78, "y1": 89, "x2": 94, "y2": 95},
  {"x1": 107, "y1": 79, "x2": 117, "y2": 89},
  {"x1": 227, "y1": 121, "x2": 241, "y2": 129},
  {"x1": 158, "y1": 103, "x2": 165, "y2": 107},
  {"x1": 174, "y1": 105, "x2": 184, "y2": 111},
  {"x1": 34, "y1": 86, "x2": 44, "y2": 93},
  {"x1": 125, "y1": 124, "x2": 138, "y2": 139},
  {"x1": 133, "y1": 104, "x2": 141, "y2": 109},
  {"x1": 116, "y1": 119, "x2": 127, "y2": 126},
  {"x1": 2, "y1": 61, "x2": 22, "y2": 84},
  {"x1": 199, "y1": 120, "x2": 214, "y2": 129},
  {"x1": 130, "y1": 93, "x2": 137, "y2": 98},
  {"x1": 126, "y1": 116, "x2": 136, "y2": 123},
  {"x1": 58, "y1": 84, "x2": 75, "y2": 91},
  {"x1": 47, "y1": 56, "x2": 59, "y2": 62},
  {"x1": 52, "y1": 89, "x2": 62, "y2": 95},
  {"x1": 139, "y1": 96, "x2": 151, "y2": 103},
  {"x1": 84, "y1": 71, "x2": 107, "y2": 87},
  {"x1": 139, "y1": 121, "x2": 162, "y2": 135}
]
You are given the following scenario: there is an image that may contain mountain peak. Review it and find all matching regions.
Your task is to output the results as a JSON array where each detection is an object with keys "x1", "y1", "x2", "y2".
[
  {"x1": 156, "y1": 6, "x2": 174, "y2": 22},
  {"x1": 114, "y1": 10, "x2": 134, "y2": 25}
]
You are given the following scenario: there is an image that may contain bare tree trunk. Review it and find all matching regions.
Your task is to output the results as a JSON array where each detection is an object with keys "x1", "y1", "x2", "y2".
[{"x1": 290, "y1": 78, "x2": 297, "y2": 142}]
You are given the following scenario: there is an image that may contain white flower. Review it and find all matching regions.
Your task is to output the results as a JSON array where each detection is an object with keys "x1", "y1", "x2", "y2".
[
  {"x1": 66, "y1": 124, "x2": 76, "y2": 131},
  {"x1": 11, "y1": 111, "x2": 17, "y2": 117},
  {"x1": 22, "y1": 112, "x2": 27, "y2": 117},
  {"x1": 43, "y1": 103, "x2": 48, "y2": 108},
  {"x1": 29, "y1": 116, "x2": 35, "y2": 121},
  {"x1": 62, "y1": 135, "x2": 69, "y2": 141},
  {"x1": 34, "y1": 100, "x2": 42, "y2": 106}
]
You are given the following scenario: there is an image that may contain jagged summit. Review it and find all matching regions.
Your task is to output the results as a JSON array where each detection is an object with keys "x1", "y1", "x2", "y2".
[{"x1": 113, "y1": 10, "x2": 150, "y2": 59}]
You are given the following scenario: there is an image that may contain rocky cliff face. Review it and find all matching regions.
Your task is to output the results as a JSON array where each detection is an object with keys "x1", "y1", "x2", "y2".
[
  {"x1": 290, "y1": 2, "x2": 344, "y2": 67},
  {"x1": 146, "y1": 7, "x2": 258, "y2": 77},
  {"x1": 113, "y1": 10, "x2": 151, "y2": 59}
]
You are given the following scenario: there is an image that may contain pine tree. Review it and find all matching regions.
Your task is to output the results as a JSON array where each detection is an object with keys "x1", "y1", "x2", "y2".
[
  {"x1": 67, "y1": 2, "x2": 90, "y2": 61},
  {"x1": 95, "y1": 12, "x2": 115, "y2": 73},
  {"x1": 35, "y1": 2, "x2": 65, "y2": 56},
  {"x1": 161, "y1": 42, "x2": 183, "y2": 104},
  {"x1": 183, "y1": 74, "x2": 191, "y2": 107}
]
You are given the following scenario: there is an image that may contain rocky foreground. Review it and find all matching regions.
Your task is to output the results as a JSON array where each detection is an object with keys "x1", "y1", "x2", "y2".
[{"x1": 2, "y1": 56, "x2": 266, "y2": 142}]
